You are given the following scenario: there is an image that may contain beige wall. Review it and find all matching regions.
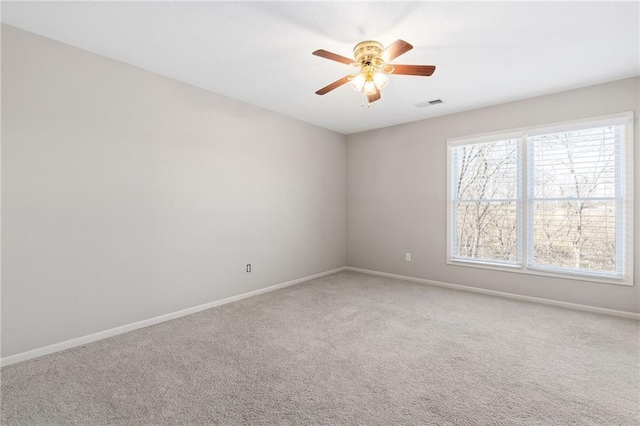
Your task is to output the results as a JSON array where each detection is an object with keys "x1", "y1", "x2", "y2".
[
  {"x1": 1, "y1": 25, "x2": 347, "y2": 357},
  {"x1": 347, "y1": 77, "x2": 640, "y2": 313}
]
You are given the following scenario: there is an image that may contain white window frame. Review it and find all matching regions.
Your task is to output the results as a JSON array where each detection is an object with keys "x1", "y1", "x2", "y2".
[{"x1": 446, "y1": 112, "x2": 634, "y2": 286}]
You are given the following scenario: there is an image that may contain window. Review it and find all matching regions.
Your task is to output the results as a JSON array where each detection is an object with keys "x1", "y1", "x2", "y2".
[{"x1": 447, "y1": 113, "x2": 634, "y2": 285}]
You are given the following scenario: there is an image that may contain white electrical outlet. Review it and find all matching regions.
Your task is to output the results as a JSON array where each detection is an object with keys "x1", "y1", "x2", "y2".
[{"x1": 405, "y1": 253, "x2": 411, "y2": 261}]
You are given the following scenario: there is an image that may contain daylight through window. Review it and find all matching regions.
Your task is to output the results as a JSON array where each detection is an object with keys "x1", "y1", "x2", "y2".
[{"x1": 447, "y1": 113, "x2": 633, "y2": 284}]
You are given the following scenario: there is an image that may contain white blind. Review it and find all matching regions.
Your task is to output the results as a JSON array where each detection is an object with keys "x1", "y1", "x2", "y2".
[
  {"x1": 527, "y1": 123, "x2": 627, "y2": 278},
  {"x1": 451, "y1": 138, "x2": 520, "y2": 265}
]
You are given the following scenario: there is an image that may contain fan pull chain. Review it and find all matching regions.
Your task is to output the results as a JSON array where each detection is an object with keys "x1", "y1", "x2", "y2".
[{"x1": 360, "y1": 92, "x2": 371, "y2": 108}]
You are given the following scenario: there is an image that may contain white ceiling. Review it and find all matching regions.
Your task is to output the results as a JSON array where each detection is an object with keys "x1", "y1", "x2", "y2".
[{"x1": 2, "y1": 1, "x2": 639, "y2": 134}]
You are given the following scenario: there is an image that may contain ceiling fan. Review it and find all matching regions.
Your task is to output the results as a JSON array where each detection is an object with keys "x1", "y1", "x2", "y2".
[{"x1": 313, "y1": 39, "x2": 436, "y2": 106}]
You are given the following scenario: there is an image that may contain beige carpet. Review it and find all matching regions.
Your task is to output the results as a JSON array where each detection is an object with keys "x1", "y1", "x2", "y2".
[{"x1": 2, "y1": 271, "x2": 639, "y2": 425}]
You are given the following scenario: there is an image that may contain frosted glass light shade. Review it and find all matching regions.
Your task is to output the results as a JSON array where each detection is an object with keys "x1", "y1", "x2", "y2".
[
  {"x1": 350, "y1": 73, "x2": 365, "y2": 91},
  {"x1": 363, "y1": 81, "x2": 377, "y2": 95},
  {"x1": 373, "y1": 71, "x2": 389, "y2": 89}
]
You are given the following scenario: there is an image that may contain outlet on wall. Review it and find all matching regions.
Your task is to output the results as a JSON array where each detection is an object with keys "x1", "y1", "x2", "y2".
[
  {"x1": 246, "y1": 264, "x2": 251, "y2": 273},
  {"x1": 405, "y1": 253, "x2": 411, "y2": 261}
]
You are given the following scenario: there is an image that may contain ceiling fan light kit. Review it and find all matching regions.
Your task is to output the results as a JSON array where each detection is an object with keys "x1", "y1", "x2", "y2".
[{"x1": 313, "y1": 39, "x2": 436, "y2": 107}]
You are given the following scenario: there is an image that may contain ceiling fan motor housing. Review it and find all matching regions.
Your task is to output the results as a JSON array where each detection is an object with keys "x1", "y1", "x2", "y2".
[{"x1": 353, "y1": 41, "x2": 384, "y2": 66}]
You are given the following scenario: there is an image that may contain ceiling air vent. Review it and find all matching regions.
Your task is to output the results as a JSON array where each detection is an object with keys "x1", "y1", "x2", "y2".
[{"x1": 415, "y1": 99, "x2": 444, "y2": 108}]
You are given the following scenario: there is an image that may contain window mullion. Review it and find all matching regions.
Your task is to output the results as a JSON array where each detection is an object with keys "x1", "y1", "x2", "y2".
[{"x1": 521, "y1": 133, "x2": 529, "y2": 270}]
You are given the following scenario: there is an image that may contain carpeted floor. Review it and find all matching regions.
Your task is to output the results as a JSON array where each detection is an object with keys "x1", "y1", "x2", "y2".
[{"x1": 2, "y1": 271, "x2": 639, "y2": 425}]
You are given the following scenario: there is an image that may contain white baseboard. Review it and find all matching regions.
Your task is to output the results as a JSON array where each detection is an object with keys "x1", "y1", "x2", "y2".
[
  {"x1": 1, "y1": 267, "x2": 347, "y2": 368},
  {"x1": 5, "y1": 265, "x2": 635, "y2": 368},
  {"x1": 346, "y1": 267, "x2": 640, "y2": 320}
]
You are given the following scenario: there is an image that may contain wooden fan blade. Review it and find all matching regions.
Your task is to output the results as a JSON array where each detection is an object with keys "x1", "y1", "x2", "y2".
[
  {"x1": 391, "y1": 65, "x2": 436, "y2": 76},
  {"x1": 381, "y1": 39, "x2": 413, "y2": 62},
  {"x1": 367, "y1": 88, "x2": 381, "y2": 103},
  {"x1": 315, "y1": 75, "x2": 350, "y2": 95},
  {"x1": 312, "y1": 49, "x2": 354, "y2": 65}
]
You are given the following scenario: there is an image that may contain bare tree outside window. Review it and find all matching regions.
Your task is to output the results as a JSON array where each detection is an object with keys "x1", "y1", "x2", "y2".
[
  {"x1": 452, "y1": 139, "x2": 519, "y2": 264},
  {"x1": 530, "y1": 126, "x2": 619, "y2": 274}
]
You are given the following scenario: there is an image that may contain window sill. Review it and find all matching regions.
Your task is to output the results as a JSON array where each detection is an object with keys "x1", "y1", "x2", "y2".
[{"x1": 447, "y1": 258, "x2": 633, "y2": 287}]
